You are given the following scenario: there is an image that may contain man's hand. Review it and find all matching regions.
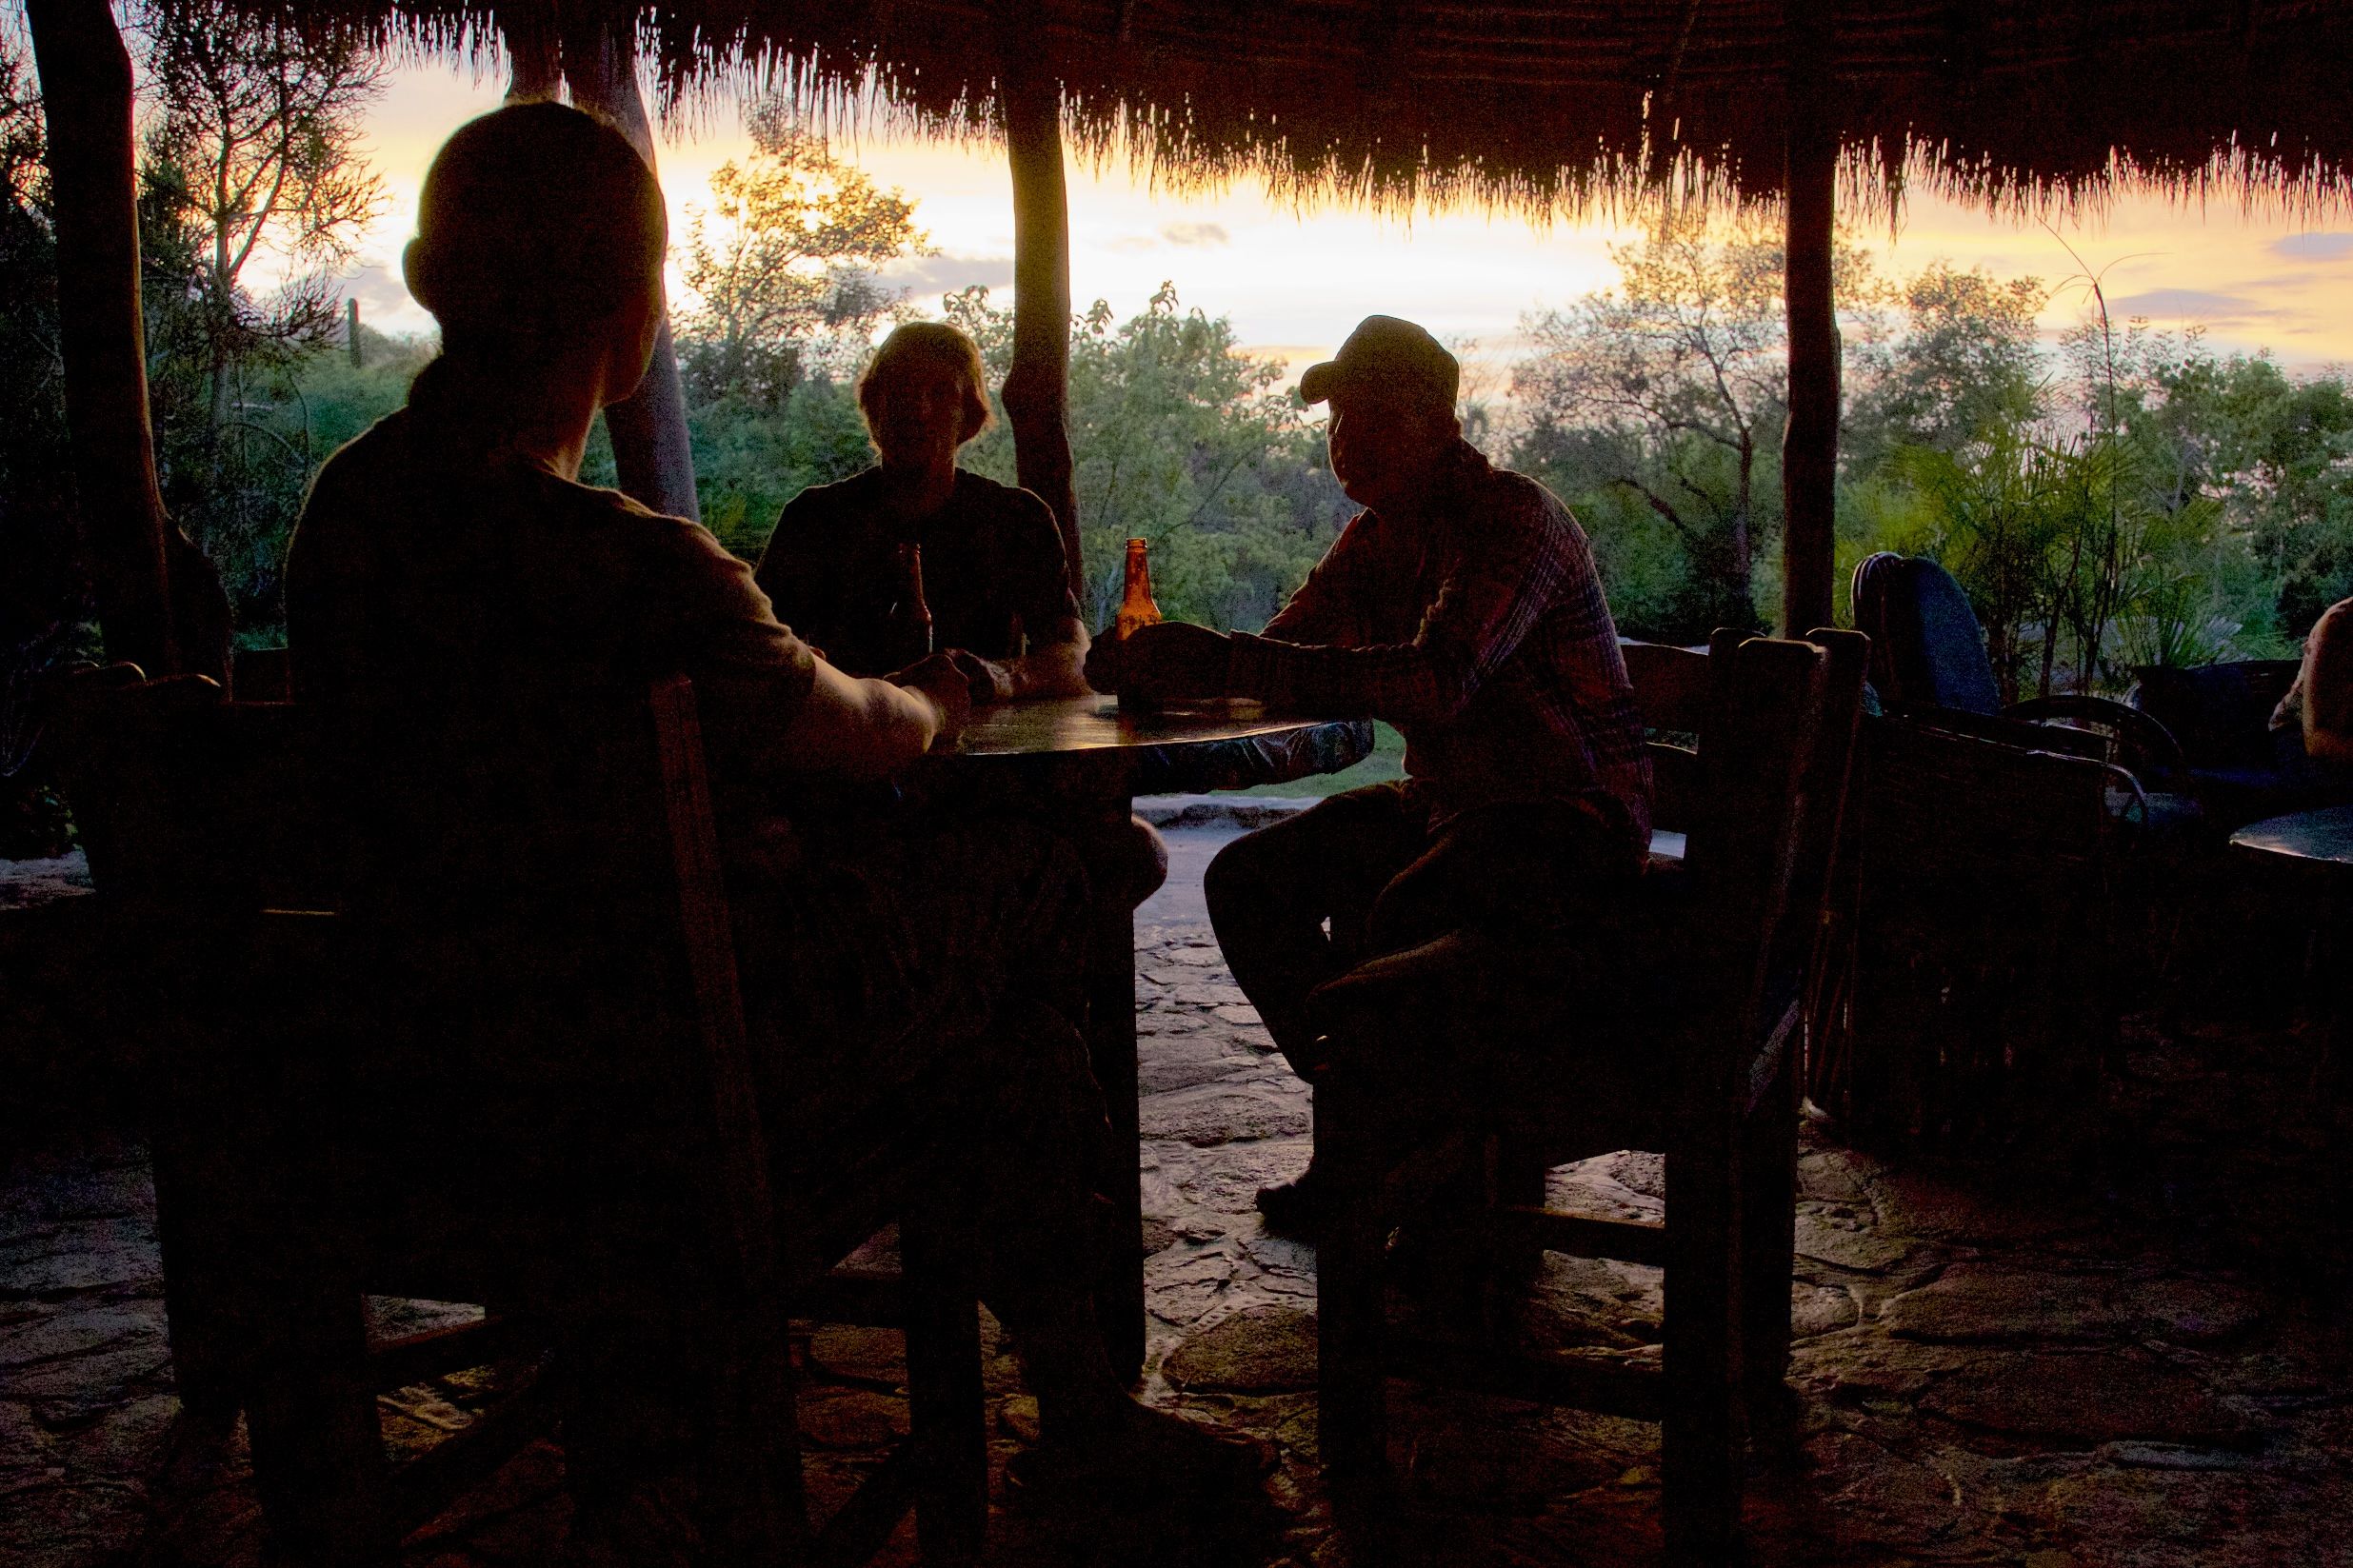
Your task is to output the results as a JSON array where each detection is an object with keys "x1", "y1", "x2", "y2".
[
  {"x1": 890, "y1": 651, "x2": 973, "y2": 744},
  {"x1": 1086, "y1": 622, "x2": 1234, "y2": 702},
  {"x1": 945, "y1": 647, "x2": 1017, "y2": 705}
]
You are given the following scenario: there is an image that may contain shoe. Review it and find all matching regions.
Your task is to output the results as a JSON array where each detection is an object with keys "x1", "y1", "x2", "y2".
[{"x1": 1254, "y1": 1162, "x2": 1338, "y2": 1238}]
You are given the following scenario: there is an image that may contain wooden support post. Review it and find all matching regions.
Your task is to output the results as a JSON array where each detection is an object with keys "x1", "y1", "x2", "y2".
[
  {"x1": 347, "y1": 298, "x2": 362, "y2": 369},
  {"x1": 558, "y1": 11, "x2": 702, "y2": 523},
  {"x1": 998, "y1": 60, "x2": 1085, "y2": 606},
  {"x1": 26, "y1": 0, "x2": 228, "y2": 682},
  {"x1": 1781, "y1": 0, "x2": 1839, "y2": 637}
]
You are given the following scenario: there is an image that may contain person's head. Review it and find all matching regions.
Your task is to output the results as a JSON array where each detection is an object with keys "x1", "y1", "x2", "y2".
[
  {"x1": 1300, "y1": 316, "x2": 1463, "y2": 512},
  {"x1": 857, "y1": 323, "x2": 992, "y2": 468},
  {"x1": 403, "y1": 102, "x2": 668, "y2": 404}
]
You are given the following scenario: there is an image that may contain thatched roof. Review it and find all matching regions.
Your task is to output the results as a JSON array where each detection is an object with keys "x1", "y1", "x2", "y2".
[{"x1": 328, "y1": 1, "x2": 2353, "y2": 217}]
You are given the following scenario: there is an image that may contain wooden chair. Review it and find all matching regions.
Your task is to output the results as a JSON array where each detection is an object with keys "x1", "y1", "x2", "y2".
[
  {"x1": 1308, "y1": 631, "x2": 1867, "y2": 1562},
  {"x1": 1832, "y1": 713, "x2": 2138, "y2": 1146},
  {"x1": 56, "y1": 670, "x2": 988, "y2": 1566},
  {"x1": 1850, "y1": 551, "x2": 2201, "y2": 834}
]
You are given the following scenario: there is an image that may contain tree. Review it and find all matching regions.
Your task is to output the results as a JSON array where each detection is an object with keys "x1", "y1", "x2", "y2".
[
  {"x1": 677, "y1": 101, "x2": 927, "y2": 410},
  {"x1": 1846, "y1": 262, "x2": 2047, "y2": 469},
  {"x1": 135, "y1": 0, "x2": 385, "y2": 425},
  {"x1": 127, "y1": 0, "x2": 384, "y2": 631},
  {"x1": 0, "y1": 30, "x2": 92, "y2": 854},
  {"x1": 1509, "y1": 209, "x2": 1876, "y2": 635},
  {"x1": 939, "y1": 282, "x2": 1351, "y2": 631}
]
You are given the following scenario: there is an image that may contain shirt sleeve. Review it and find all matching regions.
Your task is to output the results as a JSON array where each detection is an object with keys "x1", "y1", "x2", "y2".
[
  {"x1": 751, "y1": 491, "x2": 835, "y2": 656},
  {"x1": 1260, "y1": 516, "x2": 1366, "y2": 646},
  {"x1": 649, "y1": 516, "x2": 820, "y2": 739},
  {"x1": 1226, "y1": 478, "x2": 1572, "y2": 724}
]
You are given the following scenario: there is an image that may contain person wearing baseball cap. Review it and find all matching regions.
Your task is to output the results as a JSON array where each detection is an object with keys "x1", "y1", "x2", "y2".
[{"x1": 1088, "y1": 312, "x2": 1655, "y2": 1236}]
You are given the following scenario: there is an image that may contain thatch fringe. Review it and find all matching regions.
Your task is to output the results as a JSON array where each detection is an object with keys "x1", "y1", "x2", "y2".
[{"x1": 248, "y1": 0, "x2": 2353, "y2": 221}]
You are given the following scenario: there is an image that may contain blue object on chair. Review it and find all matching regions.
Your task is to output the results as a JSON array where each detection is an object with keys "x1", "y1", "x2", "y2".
[
  {"x1": 1851, "y1": 553, "x2": 2004, "y2": 716},
  {"x1": 1850, "y1": 552, "x2": 2203, "y2": 840}
]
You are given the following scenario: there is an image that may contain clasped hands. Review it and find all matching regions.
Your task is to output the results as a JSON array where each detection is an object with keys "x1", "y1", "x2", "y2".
[{"x1": 1083, "y1": 622, "x2": 1235, "y2": 702}]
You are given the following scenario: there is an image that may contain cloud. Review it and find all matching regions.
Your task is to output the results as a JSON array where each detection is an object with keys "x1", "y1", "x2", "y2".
[
  {"x1": 1160, "y1": 222, "x2": 1230, "y2": 248},
  {"x1": 2105, "y1": 288, "x2": 2262, "y2": 323},
  {"x1": 1107, "y1": 234, "x2": 1163, "y2": 253},
  {"x1": 337, "y1": 261, "x2": 438, "y2": 337},
  {"x1": 878, "y1": 252, "x2": 1015, "y2": 296},
  {"x1": 2270, "y1": 232, "x2": 2353, "y2": 263}
]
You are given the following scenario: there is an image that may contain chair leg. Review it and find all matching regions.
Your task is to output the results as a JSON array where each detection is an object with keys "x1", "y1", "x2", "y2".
[
  {"x1": 1740, "y1": 1059, "x2": 1801, "y2": 1430},
  {"x1": 1662, "y1": 1137, "x2": 1745, "y2": 1564},
  {"x1": 1316, "y1": 1098, "x2": 1389, "y2": 1490},
  {"x1": 244, "y1": 1280, "x2": 392, "y2": 1567},
  {"x1": 902, "y1": 1208, "x2": 987, "y2": 1564},
  {"x1": 707, "y1": 1301, "x2": 806, "y2": 1565}
]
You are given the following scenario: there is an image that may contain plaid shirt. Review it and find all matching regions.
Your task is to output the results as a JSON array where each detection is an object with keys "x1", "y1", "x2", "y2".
[{"x1": 1226, "y1": 440, "x2": 1652, "y2": 847}]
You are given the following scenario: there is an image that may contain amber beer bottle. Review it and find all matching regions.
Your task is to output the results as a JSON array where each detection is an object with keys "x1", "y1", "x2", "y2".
[
  {"x1": 885, "y1": 541, "x2": 934, "y2": 669},
  {"x1": 1114, "y1": 538, "x2": 1163, "y2": 642}
]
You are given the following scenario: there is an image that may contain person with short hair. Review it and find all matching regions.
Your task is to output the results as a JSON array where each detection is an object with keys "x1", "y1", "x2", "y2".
[
  {"x1": 755, "y1": 320, "x2": 1088, "y2": 703},
  {"x1": 286, "y1": 102, "x2": 1258, "y2": 1551},
  {"x1": 756, "y1": 319, "x2": 1169, "y2": 907},
  {"x1": 2276, "y1": 596, "x2": 2353, "y2": 765},
  {"x1": 1090, "y1": 314, "x2": 1654, "y2": 1236}
]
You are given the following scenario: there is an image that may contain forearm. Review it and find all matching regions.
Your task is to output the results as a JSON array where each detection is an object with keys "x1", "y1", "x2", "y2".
[
  {"x1": 1226, "y1": 631, "x2": 1464, "y2": 724},
  {"x1": 777, "y1": 662, "x2": 945, "y2": 780},
  {"x1": 1007, "y1": 628, "x2": 1091, "y2": 699}
]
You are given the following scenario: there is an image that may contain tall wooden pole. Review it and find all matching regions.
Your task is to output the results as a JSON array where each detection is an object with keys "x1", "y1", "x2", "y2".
[
  {"x1": 26, "y1": 0, "x2": 228, "y2": 683},
  {"x1": 558, "y1": 11, "x2": 702, "y2": 524},
  {"x1": 997, "y1": 59, "x2": 1085, "y2": 605},
  {"x1": 1781, "y1": 0, "x2": 1840, "y2": 637}
]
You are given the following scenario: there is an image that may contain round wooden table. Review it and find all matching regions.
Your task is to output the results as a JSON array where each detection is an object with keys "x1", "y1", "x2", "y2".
[{"x1": 929, "y1": 695, "x2": 1372, "y2": 1371}]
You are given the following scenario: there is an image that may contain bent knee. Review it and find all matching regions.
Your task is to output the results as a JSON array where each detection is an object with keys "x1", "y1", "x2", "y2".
[{"x1": 1204, "y1": 829, "x2": 1273, "y2": 919}]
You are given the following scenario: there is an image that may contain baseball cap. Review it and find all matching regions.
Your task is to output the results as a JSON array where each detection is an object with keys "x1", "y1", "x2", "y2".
[{"x1": 1298, "y1": 315, "x2": 1460, "y2": 412}]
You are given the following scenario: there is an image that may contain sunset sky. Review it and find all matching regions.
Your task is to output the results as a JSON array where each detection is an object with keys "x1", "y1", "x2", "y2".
[{"x1": 333, "y1": 60, "x2": 2353, "y2": 388}]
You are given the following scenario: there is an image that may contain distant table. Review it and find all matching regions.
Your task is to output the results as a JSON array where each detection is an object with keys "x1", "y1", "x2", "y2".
[
  {"x1": 2230, "y1": 804, "x2": 2353, "y2": 873},
  {"x1": 2231, "y1": 804, "x2": 2353, "y2": 1102},
  {"x1": 930, "y1": 696, "x2": 1372, "y2": 1371}
]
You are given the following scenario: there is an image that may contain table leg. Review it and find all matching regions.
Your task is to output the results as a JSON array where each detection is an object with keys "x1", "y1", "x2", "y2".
[{"x1": 1078, "y1": 797, "x2": 1148, "y2": 1380}]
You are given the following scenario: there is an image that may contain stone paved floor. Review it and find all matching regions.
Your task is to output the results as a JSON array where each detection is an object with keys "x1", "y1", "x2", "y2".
[{"x1": 5, "y1": 840, "x2": 2353, "y2": 1564}]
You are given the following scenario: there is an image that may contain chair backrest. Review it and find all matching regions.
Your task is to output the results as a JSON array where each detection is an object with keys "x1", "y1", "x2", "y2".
[
  {"x1": 1851, "y1": 552, "x2": 2004, "y2": 717},
  {"x1": 1622, "y1": 639, "x2": 1714, "y2": 836},
  {"x1": 1679, "y1": 637, "x2": 1831, "y2": 1074},
  {"x1": 63, "y1": 673, "x2": 780, "y2": 1305},
  {"x1": 2130, "y1": 659, "x2": 2304, "y2": 771}
]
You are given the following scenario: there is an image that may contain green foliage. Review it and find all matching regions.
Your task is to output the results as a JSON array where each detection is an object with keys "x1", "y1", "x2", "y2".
[
  {"x1": 677, "y1": 104, "x2": 928, "y2": 409},
  {"x1": 130, "y1": 0, "x2": 387, "y2": 635},
  {"x1": 1507, "y1": 210, "x2": 1880, "y2": 641},
  {"x1": 689, "y1": 378, "x2": 872, "y2": 557},
  {"x1": 0, "y1": 33, "x2": 91, "y2": 855},
  {"x1": 939, "y1": 281, "x2": 1351, "y2": 631}
]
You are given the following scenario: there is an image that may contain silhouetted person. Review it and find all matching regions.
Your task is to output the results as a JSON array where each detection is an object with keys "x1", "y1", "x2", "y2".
[
  {"x1": 756, "y1": 321, "x2": 1088, "y2": 701},
  {"x1": 1089, "y1": 315, "x2": 1653, "y2": 1236},
  {"x1": 2277, "y1": 596, "x2": 2353, "y2": 765},
  {"x1": 285, "y1": 103, "x2": 1255, "y2": 1554},
  {"x1": 757, "y1": 319, "x2": 1168, "y2": 905}
]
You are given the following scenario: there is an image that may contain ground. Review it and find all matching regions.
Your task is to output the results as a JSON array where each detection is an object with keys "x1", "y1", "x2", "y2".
[{"x1": 3, "y1": 827, "x2": 2350, "y2": 1565}]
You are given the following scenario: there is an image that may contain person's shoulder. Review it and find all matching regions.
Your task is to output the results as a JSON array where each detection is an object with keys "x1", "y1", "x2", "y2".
[
  {"x1": 954, "y1": 468, "x2": 1055, "y2": 525},
  {"x1": 781, "y1": 466, "x2": 885, "y2": 517},
  {"x1": 302, "y1": 408, "x2": 411, "y2": 506},
  {"x1": 2314, "y1": 598, "x2": 2353, "y2": 640}
]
